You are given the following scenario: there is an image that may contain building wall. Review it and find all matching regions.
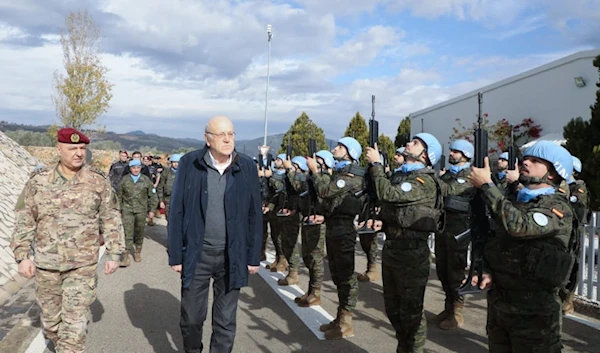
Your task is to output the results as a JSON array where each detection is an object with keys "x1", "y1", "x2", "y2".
[{"x1": 410, "y1": 50, "x2": 600, "y2": 156}]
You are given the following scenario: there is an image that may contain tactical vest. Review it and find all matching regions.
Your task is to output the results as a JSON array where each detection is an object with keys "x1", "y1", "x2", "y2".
[
  {"x1": 440, "y1": 168, "x2": 476, "y2": 216},
  {"x1": 378, "y1": 168, "x2": 445, "y2": 238},
  {"x1": 568, "y1": 179, "x2": 589, "y2": 224},
  {"x1": 484, "y1": 193, "x2": 575, "y2": 291},
  {"x1": 322, "y1": 167, "x2": 364, "y2": 219}
]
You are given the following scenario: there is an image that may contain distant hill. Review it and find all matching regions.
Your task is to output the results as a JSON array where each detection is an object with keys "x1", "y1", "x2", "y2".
[{"x1": 0, "y1": 121, "x2": 338, "y2": 154}]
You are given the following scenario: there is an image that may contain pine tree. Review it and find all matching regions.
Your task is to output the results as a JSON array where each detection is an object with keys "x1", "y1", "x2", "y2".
[
  {"x1": 563, "y1": 55, "x2": 600, "y2": 210},
  {"x1": 343, "y1": 112, "x2": 369, "y2": 165},
  {"x1": 395, "y1": 116, "x2": 411, "y2": 148},
  {"x1": 278, "y1": 112, "x2": 328, "y2": 157}
]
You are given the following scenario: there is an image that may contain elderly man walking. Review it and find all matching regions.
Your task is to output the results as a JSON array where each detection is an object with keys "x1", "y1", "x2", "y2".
[
  {"x1": 168, "y1": 116, "x2": 263, "y2": 353},
  {"x1": 11, "y1": 127, "x2": 125, "y2": 353}
]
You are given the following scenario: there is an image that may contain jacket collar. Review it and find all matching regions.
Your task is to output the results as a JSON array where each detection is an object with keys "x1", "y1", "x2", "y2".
[{"x1": 196, "y1": 146, "x2": 241, "y2": 173}]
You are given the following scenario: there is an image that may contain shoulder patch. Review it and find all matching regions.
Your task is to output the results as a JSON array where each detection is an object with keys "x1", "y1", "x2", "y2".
[
  {"x1": 551, "y1": 208, "x2": 564, "y2": 219},
  {"x1": 533, "y1": 212, "x2": 549, "y2": 226},
  {"x1": 401, "y1": 182, "x2": 412, "y2": 192},
  {"x1": 416, "y1": 177, "x2": 425, "y2": 184},
  {"x1": 570, "y1": 196, "x2": 578, "y2": 203},
  {"x1": 336, "y1": 179, "x2": 346, "y2": 188},
  {"x1": 457, "y1": 178, "x2": 466, "y2": 184}
]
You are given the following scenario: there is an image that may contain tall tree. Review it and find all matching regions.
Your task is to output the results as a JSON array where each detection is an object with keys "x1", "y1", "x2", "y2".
[
  {"x1": 377, "y1": 134, "x2": 395, "y2": 165},
  {"x1": 278, "y1": 112, "x2": 328, "y2": 157},
  {"x1": 343, "y1": 112, "x2": 369, "y2": 165},
  {"x1": 395, "y1": 116, "x2": 411, "y2": 148},
  {"x1": 564, "y1": 55, "x2": 600, "y2": 210},
  {"x1": 51, "y1": 10, "x2": 113, "y2": 134}
]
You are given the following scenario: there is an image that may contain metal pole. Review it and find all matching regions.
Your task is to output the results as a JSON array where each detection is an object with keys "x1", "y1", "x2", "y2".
[{"x1": 263, "y1": 25, "x2": 273, "y2": 146}]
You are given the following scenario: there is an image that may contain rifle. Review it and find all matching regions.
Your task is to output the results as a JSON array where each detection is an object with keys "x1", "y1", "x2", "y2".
[
  {"x1": 300, "y1": 121, "x2": 318, "y2": 225},
  {"x1": 356, "y1": 95, "x2": 381, "y2": 235},
  {"x1": 276, "y1": 134, "x2": 293, "y2": 217},
  {"x1": 458, "y1": 92, "x2": 490, "y2": 295},
  {"x1": 258, "y1": 150, "x2": 273, "y2": 205},
  {"x1": 508, "y1": 125, "x2": 515, "y2": 170},
  {"x1": 434, "y1": 153, "x2": 446, "y2": 174}
]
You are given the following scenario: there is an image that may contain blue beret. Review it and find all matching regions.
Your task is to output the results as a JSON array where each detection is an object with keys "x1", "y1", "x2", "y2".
[{"x1": 129, "y1": 159, "x2": 142, "y2": 167}]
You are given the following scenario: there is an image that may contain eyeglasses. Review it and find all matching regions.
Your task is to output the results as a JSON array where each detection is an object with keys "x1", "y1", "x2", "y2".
[{"x1": 207, "y1": 131, "x2": 236, "y2": 139}]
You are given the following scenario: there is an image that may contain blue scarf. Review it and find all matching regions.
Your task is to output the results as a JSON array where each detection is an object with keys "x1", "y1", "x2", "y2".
[
  {"x1": 335, "y1": 160, "x2": 352, "y2": 171},
  {"x1": 393, "y1": 167, "x2": 403, "y2": 173},
  {"x1": 497, "y1": 172, "x2": 506, "y2": 180},
  {"x1": 516, "y1": 187, "x2": 555, "y2": 203},
  {"x1": 401, "y1": 163, "x2": 425, "y2": 173},
  {"x1": 131, "y1": 174, "x2": 141, "y2": 183},
  {"x1": 171, "y1": 167, "x2": 177, "y2": 173},
  {"x1": 449, "y1": 163, "x2": 470, "y2": 174},
  {"x1": 274, "y1": 169, "x2": 285, "y2": 175}
]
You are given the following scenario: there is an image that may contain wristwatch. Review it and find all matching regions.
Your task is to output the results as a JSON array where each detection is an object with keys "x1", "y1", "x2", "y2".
[{"x1": 481, "y1": 182, "x2": 495, "y2": 191}]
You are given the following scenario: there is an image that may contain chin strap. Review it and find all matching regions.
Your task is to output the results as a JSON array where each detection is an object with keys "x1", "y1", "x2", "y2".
[
  {"x1": 519, "y1": 172, "x2": 551, "y2": 186},
  {"x1": 403, "y1": 150, "x2": 428, "y2": 166}
]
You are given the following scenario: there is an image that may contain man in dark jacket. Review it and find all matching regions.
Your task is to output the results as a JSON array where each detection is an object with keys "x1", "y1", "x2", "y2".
[
  {"x1": 108, "y1": 150, "x2": 129, "y2": 191},
  {"x1": 168, "y1": 116, "x2": 262, "y2": 353}
]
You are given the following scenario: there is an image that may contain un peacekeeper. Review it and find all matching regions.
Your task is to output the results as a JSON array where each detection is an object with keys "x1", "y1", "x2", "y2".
[
  {"x1": 157, "y1": 153, "x2": 181, "y2": 221},
  {"x1": 430, "y1": 139, "x2": 477, "y2": 330},
  {"x1": 293, "y1": 150, "x2": 334, "y2": 307},
  {"x1": 276, "y1": 156, "x2": 307, "y2": 286},
  {"x1": 468, "y1": 141, "x2": 575, "y2": 353},
  {"x1": 561, "y1": 155, "x2": 589, "y2": 315},
  {"x1": 307, "y1": 137, "x2": 365, "y2": 340},
  {"x1": 365, "y1": 133, "x2": 443, "y2": 353},
  {"x1": 11, "y1": 128, "x2": 125, "y2": 353},
  {"x1": 117, "y1": 159, "x2": 159, "y2": 266},
  {"x1": 265, "y1": 154, "x2": 288, "y2": 272},
  {"x1": 257, "y1": 146, "x2": 274, "y2": 262}
]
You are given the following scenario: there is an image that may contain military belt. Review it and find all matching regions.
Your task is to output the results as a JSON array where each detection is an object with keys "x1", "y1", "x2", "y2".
[
  {"x1": 493, "y1": 288, "x2": 557, "y2": 304},
  {"x1": 444, "y1": 195, "x2": 470, "y2": 213},
  {"x1": 384, "y1": 239, "x2": 428, "y2": 250}
]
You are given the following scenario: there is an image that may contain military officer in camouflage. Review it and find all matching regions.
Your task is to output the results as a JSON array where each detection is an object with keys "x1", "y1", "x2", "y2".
[
  {"x1": 307, "y1": 137, "x2": 365, "y2": 340},
  {"x1": 276, "y1": 156, "x2": 307, "y2": 286},
  {"x1": 11, "y1": 128, "x2": 125, "y2": 353},
  {"x1": 157, "y1": 153, "x2": 181, "y2": 221},
  {"x1": 562, "y1": 155, "x2": 589, "y2": 314},
  {"x1": 264, "y1": 154, "x2": 287, "y2": 272},
  {"x1": 366, "y1": 133, "x2": 443, "y2": 353},
  {"x1": 431, "y1": 139, "x2": 477, "y2": 330},
  {"x1": 468, "y1": 141, "x2": 575, "y2": 353},
  {"x1": 117, "y1": 159, "x2": 159, "y2": 266},
  {"x1": 293, "y1": 150, "x2": 334, "y2": 307}
]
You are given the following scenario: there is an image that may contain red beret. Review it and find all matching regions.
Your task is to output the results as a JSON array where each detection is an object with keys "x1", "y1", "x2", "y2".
[{"x1": 57, "y1": 128, "x2": 90, "y2": 144}]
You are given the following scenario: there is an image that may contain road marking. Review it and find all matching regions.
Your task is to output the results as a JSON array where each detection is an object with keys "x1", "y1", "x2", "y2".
[
  {"x1": 259, "y1": 251, "x2": 334, "y2": 340},
  {"x1": 565, "y1": 313, "x2": 600, "y2": 330}
]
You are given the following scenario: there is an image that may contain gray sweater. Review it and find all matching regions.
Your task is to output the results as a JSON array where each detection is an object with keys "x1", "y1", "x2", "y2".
[{"x1": 202, "y1": 151, "x2": 230, "y2": 250}]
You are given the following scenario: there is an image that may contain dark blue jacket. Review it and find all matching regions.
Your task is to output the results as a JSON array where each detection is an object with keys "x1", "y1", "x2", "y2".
[{"x1": 168, "y1": 147, "x2": 263, "y2": 290}]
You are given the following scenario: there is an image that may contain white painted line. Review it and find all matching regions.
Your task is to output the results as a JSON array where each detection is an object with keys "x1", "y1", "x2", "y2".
[
  {"x1": 24, "y1": 245, "x2": 108, "y2": 353},
  {"x1": 565, "y1": 313, "x2": 600, "y2": 330},
  {"x1": 259, "y1": 252, "x2": 335, "y2": 340}
]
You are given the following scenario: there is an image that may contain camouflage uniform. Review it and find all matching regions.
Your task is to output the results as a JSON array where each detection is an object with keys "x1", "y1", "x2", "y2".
[
  {"x1": 266, "y1": 173, "x2": 286, "y2": 269},
  {"x1": 312, "y1": 163, "x2": 364, "y2": 338},
  {"x1": 483, "y1": 185, "x2": 574, "y2": 353},
  {"x1": 435, "y1": 167, "x2": 476, "y2": 324},
  {"x1": 277, "y1": 169, "x2": 301, "y2": 275},
  {"x1": 117, "y1": 174, "x2": 158, "y2": 253},
  {"x1": 491, "y1": 173, "x2": 508, "y2": 194},
  {"x1": 12, "y1": 163, "x2": 125, "y2": 353},
  {"x1": 372, "y1": 165, "x2": 441, "y2": 353},
  {"x1": 157, "y1": 167, "x2": 177, "y2": 220}
]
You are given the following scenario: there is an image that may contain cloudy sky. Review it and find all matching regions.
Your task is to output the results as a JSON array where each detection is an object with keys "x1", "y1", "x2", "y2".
[{"x1": 0, "y1": 0, "x2": 599, "y2": 141}]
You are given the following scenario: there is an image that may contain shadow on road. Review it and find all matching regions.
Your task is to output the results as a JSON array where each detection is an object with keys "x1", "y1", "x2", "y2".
[{"x1": 124, "y1": 283, "x2": 183, "y2": 353}]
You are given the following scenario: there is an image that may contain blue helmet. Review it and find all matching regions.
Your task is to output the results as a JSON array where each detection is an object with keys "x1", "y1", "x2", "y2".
[
  {"x1": 449, "y1": 139, "x2": 474, "y2": 160},
  {"x1": 315, "y1": 150, "x2": 334, "y2": 169},
  {"x1": 170, "y1": 154, "x2": 182, "y2": 162},
  {"x1": 499, "y1": 152, "x2": 509, "y2": 160},
  {"x1": 337, "y1": 137, "x2": 362, "y2": 162},
  {"x1": 396, "y1": 147, "x2": 405, "y2": 154},
  {"x1": 414, "y1": 133, "x2": 442, "y2": 166},
  {"x1": 277, "y1": 153, "x2": 287, "y2": 161},
  {"x1": 523, "y1": 141, "x2": 573, "y2": 181},
  {"x1": 291, "y1": 156, "x2": 308, "y2": 171},
  {"x1": 572, "y1": 156, "x2": 582, "y2": 173}
]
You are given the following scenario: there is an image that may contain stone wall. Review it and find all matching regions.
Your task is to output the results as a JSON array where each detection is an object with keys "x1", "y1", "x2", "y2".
[{"x1": 0, "y1": 132, "x2": 39, "y2": 305}]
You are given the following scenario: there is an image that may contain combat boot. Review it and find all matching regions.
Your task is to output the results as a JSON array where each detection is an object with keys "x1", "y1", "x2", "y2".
[
  {"x1": 120, "y1": 252, "x2": 131, "y2": 267},
  {"x1": 272, "y1": 257, "x2": 288, "y2": 273},
  {"x1": 320, "y1": 308, "x2": 342, "y2": 332},
  {"x1": 357, "y1": 264, "x2": 379, "y2": 282},
  {"x1": 428, "y1": 296, "x2": 452, "y2": 324},
  {"x1": 148, "y1": 218, "x2": 155, "y2": 226},
  {"x1": 295, "y1": 284, "x2": 312, "y2": 304},
  {"x1": 439, "y1": 302, "x2": 464, "y2": 330},
  {"x1": 265, "y1": 256, "x2": 280, "y2": 270},
  {"x1": 134, "y1": 248, "x2": 142, "y2": 262},
  {"x1": 324, "y1": 309, "x2": 354, "y2": 339},
  {"x1": 298, "y1": 287, "x2": 321, "y2": 307},
  {"x1": 278, "y1": 270, "x2": 299, "y2": 286}
]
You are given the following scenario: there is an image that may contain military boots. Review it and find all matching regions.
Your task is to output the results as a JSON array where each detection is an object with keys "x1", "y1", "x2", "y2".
[
  {"x1": 357, "y1": 264, "x2": 379, "y2": 282},
  {"x1": 439, "y1": 302, "x2": 464, "y2": 330},
  {"x1": 278, "y1": 270, "x2": 299, "y2": 286},
  {"x1": 428, "y1": 296, "x2": 453, "y2": 324},
  {"x1": 324, "y1": 309, "x2": 354, "y2": 340},
  {"x1": 320, "y1": 308, "x2": 342, "y2": 333},
  {"x1": 134, "y1": 247, "x2": 142, "y2": 262},
  {"x1": 120, "y1": 252, "x2": 131, "y2": 267},
  {"x1": 298, "y1": 287, "x2": 321, "y2": 307},
  {"x1": 271, "y1": 257, "x2": 288, "y2": 273}
]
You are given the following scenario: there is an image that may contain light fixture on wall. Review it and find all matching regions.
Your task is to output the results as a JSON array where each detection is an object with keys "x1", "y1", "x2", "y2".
[{"x1": 574, "y1": 76, "x2": 586, "y2": 87}]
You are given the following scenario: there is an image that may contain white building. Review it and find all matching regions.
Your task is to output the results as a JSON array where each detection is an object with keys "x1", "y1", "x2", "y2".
[{"x1": 409, "y1": 49, "x2": 600, "y2": 155}]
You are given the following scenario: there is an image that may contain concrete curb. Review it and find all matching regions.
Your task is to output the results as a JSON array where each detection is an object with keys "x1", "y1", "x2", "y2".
[{"x1": 0, "y1": 301, "x2": 41, "y2": 353}]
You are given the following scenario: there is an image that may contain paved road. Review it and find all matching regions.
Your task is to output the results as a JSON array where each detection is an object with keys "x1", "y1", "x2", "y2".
[{"x1": 26, "y1": 218, "x2": 600, "y2": 353}]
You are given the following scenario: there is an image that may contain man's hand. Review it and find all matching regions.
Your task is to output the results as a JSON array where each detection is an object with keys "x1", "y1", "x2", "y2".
[
  {"x1": 506, "y1": 163, "x2": 520, "y2": 183},
  {"x1": 468, "y1": 157, "x2": 493, "y2": 188},
  {"x1": 283, "y1": 158, "x2": 293, "y2": 170},
  {"x1": 439, "y1": 169, "x2": 446, "y2": 176},
  {"x1": 465, "y1": 273, "x2": 493, "y2": 290},
  {"x1": 306, "y1": 157, "x2": 319, "y2": 174},
  {"x1": 171, "y1": 265, "x2": 182, "y2": 273},
  {"x1": 148, "y1": 211, "x2": 155, "y2": 218},
  {"x1": 17, "y1": 259, "x2": 35, "y2": 278},
  {"x1": 248, "y1": 265, "x2": 259, "y2": 275},
  {"x1": 258, "y1": 168, "x2": 265, "y2": 177},
  {"x1": 104, "y1": 261, "x2": 119, "y2": 275},
  {"x1": 306, "y1": 215, "x2": 325, "y2": 224},
  {"x1": 264, "y1": 169, "x2": 273, "y2": 178},
  {"x1": 160, "y1": 201, "x2": 165, "y2": 209},
  {"x1": 365, "y1": 143, "x2": 381, "y2": 164},
  {"x1": 262, "y1": 206, "x2": 270, "y2": 214}
]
